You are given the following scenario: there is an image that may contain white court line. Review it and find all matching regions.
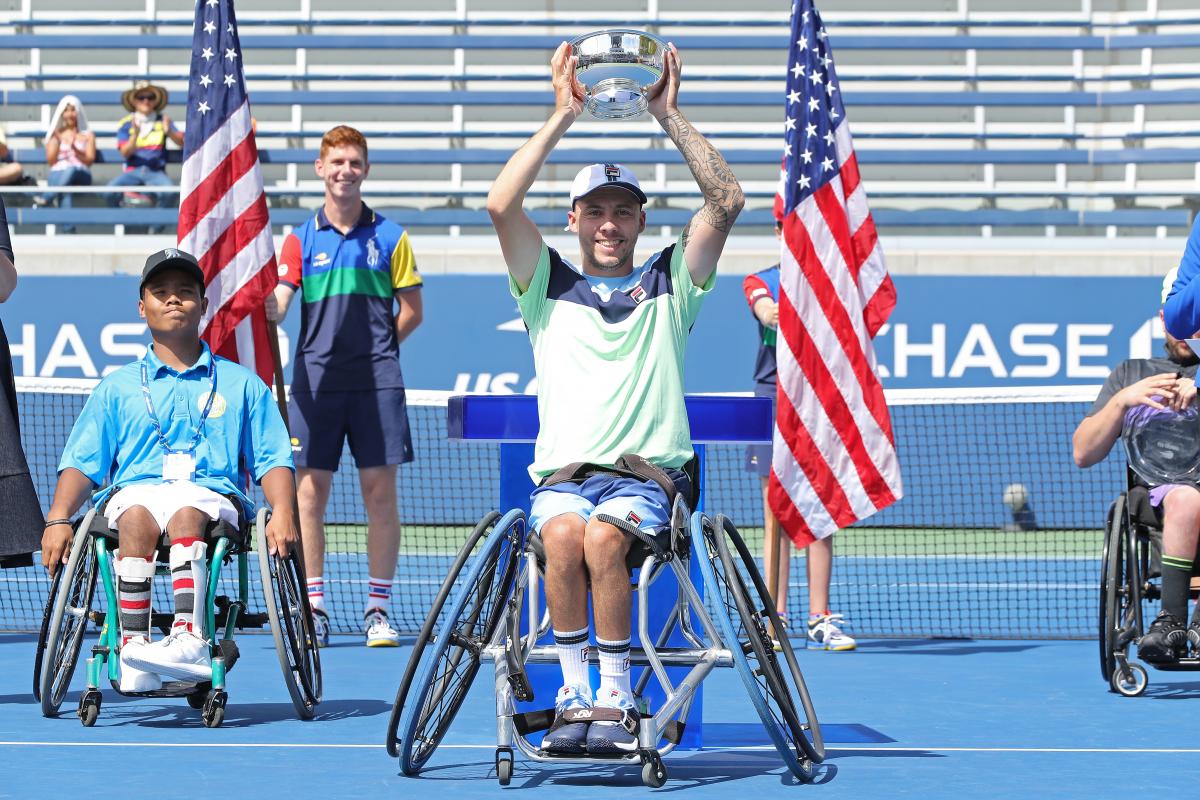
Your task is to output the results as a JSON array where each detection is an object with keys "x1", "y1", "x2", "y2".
[{"x1": 1, "y1": 742, "x2": 1199, "y2": 754}]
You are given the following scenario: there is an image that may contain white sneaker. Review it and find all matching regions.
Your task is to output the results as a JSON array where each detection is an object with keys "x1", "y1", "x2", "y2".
[
  {"x1": 118, "y1": 638, "x2": 163, "y2": 692},
  {"x1": 124, "y1": 628, "x2": 212, "y2": 681},
  {"x1": 311, "y1": 608, "x2": 331, "y2": 648},
  {"x1": 364, "y1": 609, "x2": 401, "y2": 647},
  {"x1": 807, "y1": 613, "x2": 856, "y2": 651}
]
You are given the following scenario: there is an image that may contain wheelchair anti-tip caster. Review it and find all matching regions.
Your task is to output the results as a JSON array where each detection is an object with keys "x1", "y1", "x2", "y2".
[
  {"x1": 78, "y1": 689, "x2": 102, "y2": 727},
  {"x1": 495, "y1": 747, "x2": 514, "y2": 785},
  {"x1": 202, "y1": 689, "x2": 227, "y2": 728},
  {"x1": 1111, "y1": 663, "x2": 1148, "y2": 697},
  {"x1": 639, "y1": 749, "x2": 667, "y2": 788}
]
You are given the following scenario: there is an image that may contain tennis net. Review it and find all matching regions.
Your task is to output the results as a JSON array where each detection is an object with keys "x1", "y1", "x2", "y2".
[{"x1": 4, "y1": 379, "x2": 1119, "y2": 639}]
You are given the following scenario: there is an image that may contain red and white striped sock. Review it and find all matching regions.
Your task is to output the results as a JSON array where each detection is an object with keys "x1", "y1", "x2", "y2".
[
  {"x1": 169, "y1": 537, "x2": 207, "y2": 636},
  {"x1": 115, "y1": 554, "x2": 155, "y2": 645},
  {"x1": 307, "y1": 577, "x2": 326, "y2": 612},
  {"x1": 365, "y1": 576, "x2": 391, "y2": 615}
]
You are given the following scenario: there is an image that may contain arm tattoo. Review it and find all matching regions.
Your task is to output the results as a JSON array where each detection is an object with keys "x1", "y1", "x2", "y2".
[{"x1": 662, "y1": 111, "x2": 744, "y2": 234}]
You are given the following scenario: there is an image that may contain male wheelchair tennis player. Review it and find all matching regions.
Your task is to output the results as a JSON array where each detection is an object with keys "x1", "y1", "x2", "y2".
[
  {"x1": 33, "y1": 248, "x2": 321, "y2": 726},
  {"x1": 1076, "y1": 271, "x2": 1200, "y2": 695},
  {"x1": 386, "y1": 457, "x2": 825, "y2": 787}
]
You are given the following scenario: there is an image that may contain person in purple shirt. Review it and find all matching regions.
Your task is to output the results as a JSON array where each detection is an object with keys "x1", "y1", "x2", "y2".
[{"x1": 1075, "y1": 268, "x2": 1200, "y2": 663}]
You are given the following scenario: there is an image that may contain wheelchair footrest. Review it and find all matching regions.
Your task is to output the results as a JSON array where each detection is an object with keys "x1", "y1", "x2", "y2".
[
  {"x1": 218, "y1": 639, "x2": 240, "y2": 672},
  {"x1": 115, "y1": 679, "x2": 210, "y2": 698},
  {"x1": 237, "y1": 612, "x2": 270, "y2": 629},
  {"x1": 512, "y1": 708, "x2": 556, "y2": 736}
]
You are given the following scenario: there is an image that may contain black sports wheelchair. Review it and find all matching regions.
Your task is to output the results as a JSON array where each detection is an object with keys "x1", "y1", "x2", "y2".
[
  {"x1": 1098, "y1": 470, "x2": 1200, "y2": 696},
  {"x1": 385, "y1": 486, "x2": 825, "y2": 788},
  {"x1": 33, "y1": 498, "x2": 322, "y2": 727}
]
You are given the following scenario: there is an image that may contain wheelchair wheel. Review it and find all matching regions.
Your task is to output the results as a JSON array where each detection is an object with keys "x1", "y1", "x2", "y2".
[
  {"x1": 395, "y1": 509, "x2": 523, "y2": 775},
  {"x1": 386, "y1": 510, "x2": 501, "y2": 757},
  {"x1": 257, "y1": 509, "x2": 323, "y2": 719},
  {"x1": 693, "y1": 513, "x2": 823, "y2": 781},
  {"x1": 39, "y1": 514, "x2": 99, "y2": 717},
  {"x1": 1098, "y1": 494, "x2": 1124, "y2": 684},
  {"x1": 1101, "y1": 496, "x2": 1141, "y2": 693}
]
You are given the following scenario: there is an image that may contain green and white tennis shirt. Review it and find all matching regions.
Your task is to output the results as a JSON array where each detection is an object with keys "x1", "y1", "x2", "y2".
[{"x1": 510, "y1": 234, "x2": 713, "y2": 482}]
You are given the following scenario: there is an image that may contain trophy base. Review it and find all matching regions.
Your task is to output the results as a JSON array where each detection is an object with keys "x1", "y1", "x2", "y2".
[{"x1": 585, "y1": 77, "x2": 648, "y2": 120}]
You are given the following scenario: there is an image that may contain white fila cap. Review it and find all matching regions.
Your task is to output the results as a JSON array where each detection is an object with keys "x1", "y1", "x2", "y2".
[{"x1": 569, "y1": 163, "x2": 648, "y2": 207}]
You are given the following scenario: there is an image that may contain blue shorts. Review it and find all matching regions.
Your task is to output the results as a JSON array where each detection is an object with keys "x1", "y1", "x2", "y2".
[
  {"x1": 745, "y1": 383, "x2": 775, "y2": 478},
  {"x1": 288, "y1": 388, "x2": 414, "y2": 471},
  {"x1": 529, "y1": 469, "x2": 690, "y2": 535}
]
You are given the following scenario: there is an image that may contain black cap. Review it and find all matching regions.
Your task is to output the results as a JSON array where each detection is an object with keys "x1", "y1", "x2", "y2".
[{"x1": 140, "y1": 248, "x2": 205, "y2": 294}]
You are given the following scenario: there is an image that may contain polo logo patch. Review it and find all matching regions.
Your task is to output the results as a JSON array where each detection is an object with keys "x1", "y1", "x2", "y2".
[
  {"x1": 366, "y1": 238, "x2": 381, "y2": 268},
  {"x1": 313, "y1": 252, "x2": 331, "y2": 267},
  {"x1": 629, "y1": 285, "x2": 646, "y2": 304},
  {"x1": 626, "y1": 511, "x2": 642, "y2": 526},
  {"x1": 604, "y1": 164, "x2": 621, "y2": 182}
]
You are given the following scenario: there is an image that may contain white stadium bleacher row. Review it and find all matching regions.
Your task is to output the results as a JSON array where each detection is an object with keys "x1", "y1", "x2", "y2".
[{"x1": 0, "y1": 0, "x2": 1198, "y2": 240}]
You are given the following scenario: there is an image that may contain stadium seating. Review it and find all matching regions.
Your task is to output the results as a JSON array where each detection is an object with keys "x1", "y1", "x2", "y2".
[{"x1": 1, "y1": 0, "x2": 1198, "y2": 237}]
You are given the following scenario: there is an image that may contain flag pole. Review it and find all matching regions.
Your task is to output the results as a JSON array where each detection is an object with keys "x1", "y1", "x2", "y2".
[{"x1": 267, "y1": 319, "x2": 290, "y2": 431}]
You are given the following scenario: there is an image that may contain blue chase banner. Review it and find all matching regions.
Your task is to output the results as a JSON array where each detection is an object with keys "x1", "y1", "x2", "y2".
[{"x1": 0, "y1": 273, "x2": 1173, "y2": 390}]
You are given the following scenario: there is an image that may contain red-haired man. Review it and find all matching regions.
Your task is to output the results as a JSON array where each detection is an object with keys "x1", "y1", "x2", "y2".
[{"x1": 267, "y1": 125, "x2": 424, "y2": 648}]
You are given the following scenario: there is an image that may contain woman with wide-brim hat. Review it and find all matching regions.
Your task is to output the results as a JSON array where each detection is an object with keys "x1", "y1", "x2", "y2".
[{"x1": 105, "y1": 80, "x2": 184, "y2": 225}]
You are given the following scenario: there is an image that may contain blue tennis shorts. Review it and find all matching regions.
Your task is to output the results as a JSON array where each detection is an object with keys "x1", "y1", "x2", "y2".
[
  {"x1": 288, "y1": 388, "x2": 414, "y2": 471},
  {"x1": 529, "y1": 470, "x2": 689, "y2": 535}
]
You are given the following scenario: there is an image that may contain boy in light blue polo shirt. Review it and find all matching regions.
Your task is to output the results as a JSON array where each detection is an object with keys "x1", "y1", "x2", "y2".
[{"x1": 41, "y1": 248, "x2": 299, "y2": 692}]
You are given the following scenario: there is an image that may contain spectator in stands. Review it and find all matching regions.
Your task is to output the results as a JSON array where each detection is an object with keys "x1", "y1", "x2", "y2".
[
  {"x1": 105, "y1": 81, "x2": 184, "y2": 210},
  {"x1": 742, "y1": 220, "x2": 855, "y2": 652},
  {"x1": 0, "y1": 124, "x2": 35, "y2": 187},
  {"x1": 39, "y1": 248, "x2": 299, "y2": 689},
  {"x1": 1074, "y1": 268, "x2": 1200, "y2": 663},
  {"x1": 486, "y1": 42, "x2": 743, "y2": 754},
  {"x1": 33, "y1": 95, "x2": 96, "y2": 234},
  {"x1": 265, "y1": 125, "x2": 424, "y2": 649},
  {"x1": 0, "y1": 196, "x2": 44, "y2": 569}
]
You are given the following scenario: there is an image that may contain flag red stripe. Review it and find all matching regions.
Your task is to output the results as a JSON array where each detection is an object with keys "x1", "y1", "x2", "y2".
[
  {"x1": 864, "y1": 274, "x2": 898, "y2": 359},
  {"x1": 177, "y1": 134, "x2": 259, "y2": 244},
  {"x1": 172, "y1": 578, "x2": 195, "y2": 591},
  {"x1": 776, "y1": 287, "x2": 896, "y2": 512},
  {"x1": 773, "y1": 377, "x2": 863, "y2": 526},
  {"x1": 767, "y1": 472, "x2": 817, "y2": 548},
  {"x1": 849, "y1": 212, "x2": 879, "y2": 281},
  {"x1": 119, "y1": 599, "x2": 151, "y2": 610},
  {"x1": 782, "y1": 206, "x2": 896, "y2": 446}
]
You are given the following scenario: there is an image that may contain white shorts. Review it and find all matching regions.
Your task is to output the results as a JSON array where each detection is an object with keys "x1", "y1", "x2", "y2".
[{"x1": 105, "y1": 481, "x2": 239, "y2": 533}]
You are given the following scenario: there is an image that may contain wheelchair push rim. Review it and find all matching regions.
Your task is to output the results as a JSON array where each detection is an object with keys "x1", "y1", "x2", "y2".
[
  {"x1": 257, "y1": 508, "x2": 323, "y2": 719},
  {"x1": 397, "y1": 509, "x2": 523, "y2": 775},
  {"x1": 692, "y1": 512, "x2": 822, "y2": 779},
  {"x1": 38, "y1": 512, "x2": 99, "y2": 716},
  {"x1": 386, "y1": 510, "x2": 501, "y2": 757}
]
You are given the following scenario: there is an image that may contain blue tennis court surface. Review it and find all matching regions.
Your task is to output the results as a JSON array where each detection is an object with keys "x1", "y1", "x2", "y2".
[{"x1": 3, "y1": 633, "x2": 1199, "y2": 798}]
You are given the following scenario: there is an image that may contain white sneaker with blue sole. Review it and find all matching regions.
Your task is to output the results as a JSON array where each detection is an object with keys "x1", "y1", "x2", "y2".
[
  {"x1": 586, "y1": 688, "x2": 641, "y2": 754},
  {"x1": 541, "y1": 684, "x2": 593, "y2": 754}
]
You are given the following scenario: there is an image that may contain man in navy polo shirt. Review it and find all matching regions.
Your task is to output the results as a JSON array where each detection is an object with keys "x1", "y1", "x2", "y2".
[
  {"x1": 40, "y1": 248, "x2": 298, "y2": 691},
  {"x1": 267, "y1": 125, "x2": 424, "y2": 647}
]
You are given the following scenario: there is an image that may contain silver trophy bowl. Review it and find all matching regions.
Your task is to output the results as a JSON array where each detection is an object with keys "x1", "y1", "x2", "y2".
[{"x1": 570, "y1": 29, "x2": 667, "y2": 120}]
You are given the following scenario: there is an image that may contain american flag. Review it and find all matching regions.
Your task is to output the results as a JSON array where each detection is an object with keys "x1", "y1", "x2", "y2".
[
  {"x1": 768, "y1": 0, "x2": 902, "y2": 546},
  {"x1": 179, "y1": 0, "x2": 277, "y2": 386}
]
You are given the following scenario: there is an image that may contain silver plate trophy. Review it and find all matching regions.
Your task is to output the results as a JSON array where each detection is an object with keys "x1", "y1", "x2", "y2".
[
  {"x1": 570, "y1": 29, "x2": 667, "y2": 120},
  {"x1": 1122, "y1": 404, "x2": 1200, "y2": 487}
]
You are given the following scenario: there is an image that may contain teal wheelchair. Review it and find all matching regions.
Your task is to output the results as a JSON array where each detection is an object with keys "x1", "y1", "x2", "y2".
[
  {"x1": 385, "y1": 497, "x2": 825, "y2": 787},
  {"x1": 33, "y1": 502, "x2": 322, "y2": 727}
]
